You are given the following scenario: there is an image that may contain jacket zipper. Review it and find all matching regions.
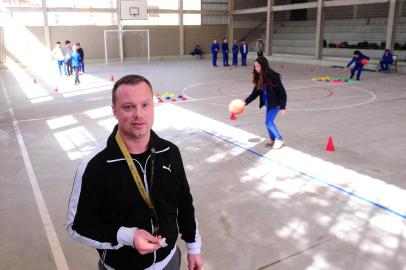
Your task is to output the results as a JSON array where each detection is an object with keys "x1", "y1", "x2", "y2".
[
  {"x1": 102, "y1": 249, "x2": 107, "y2": 261},
  {"x1": 141, "y1": 156, "x2": 157, "y2": 267}
]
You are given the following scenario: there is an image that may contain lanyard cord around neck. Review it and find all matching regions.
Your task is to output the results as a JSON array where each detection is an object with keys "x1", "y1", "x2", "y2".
[{"x1": 115, "y1": 131, "x2": 154, "y2": 209}]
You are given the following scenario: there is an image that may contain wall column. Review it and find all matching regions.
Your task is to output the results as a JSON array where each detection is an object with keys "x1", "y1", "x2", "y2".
[
  {"x1": 179, "y1": 0, "x2": 184, "y2": 55},
  {"x1": 42, "y1": 0, "x2": 50, "y2": 50},
  {"x1": 265, "y1": 0, "x2": 274, "y2": 56},
  {"x1": 386, "y1": 0, "x2": 398, "y2": 51},
  {"x1": 315, "y1": 0, "x2": 324, "y2": 59},
  {"x1": 228, "y1": 0, "x2": 234, "y2": 44}
]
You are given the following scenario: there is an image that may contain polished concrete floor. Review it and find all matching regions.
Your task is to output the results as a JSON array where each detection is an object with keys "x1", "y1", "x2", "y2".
[{"x1": 1, "y1": 58, "x2": 406, "y2": 270}]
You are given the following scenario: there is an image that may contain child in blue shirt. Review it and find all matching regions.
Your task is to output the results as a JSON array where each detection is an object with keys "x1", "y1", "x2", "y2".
[
  {"x1": 211, "y1": 39, "x2": 220, "y2": 67},
  {"x1": 232, "y1": 40, "x2": 239, "y2": 67},
  {"x1": 71, "y1": 45, "x2": 82, "y2": 85},
  {"x1": 346, "y1": 50, "x2": 370, "y2": 80}
]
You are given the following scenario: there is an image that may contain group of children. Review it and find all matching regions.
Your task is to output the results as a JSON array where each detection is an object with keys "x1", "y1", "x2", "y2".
[
  {"x1": 51, "y1": 40, "x2": 85, "y2": 85},
  {"x1": 346, "y1": 49, "x2": 395, "y2": 80},
  {"x1": 210, "y1": 38, "x2": 249, "y2": 67}
]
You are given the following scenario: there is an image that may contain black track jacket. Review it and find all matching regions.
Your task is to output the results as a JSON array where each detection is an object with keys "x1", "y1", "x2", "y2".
[
  {"x1": 67, "y1": 125, "x2": 199, "y2": 269},
  {"x1": 245, "y1": 71, "x2": 287, "y2": 110}
]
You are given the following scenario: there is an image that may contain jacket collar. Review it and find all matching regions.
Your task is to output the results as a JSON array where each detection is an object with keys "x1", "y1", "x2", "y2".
[{"x1": 107, "y1": 125, "x2": 168, "y2": 159}]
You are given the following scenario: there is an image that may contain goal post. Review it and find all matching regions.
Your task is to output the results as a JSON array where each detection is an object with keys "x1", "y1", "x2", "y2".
[{"x1": 103, "y1": 29, "x2": 150, "y2": 64}]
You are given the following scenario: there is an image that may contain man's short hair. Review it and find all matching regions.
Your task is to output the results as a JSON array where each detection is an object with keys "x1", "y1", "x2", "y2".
[
  {"x1": 65, "y1": 40, "x2": 71, "y2": 45},
  {"x1": 353, "y1": 50, "x2": 361, "y2": 55},
  {"x1": 112, "y1": 75, "x2": 153, "y2": 105}
]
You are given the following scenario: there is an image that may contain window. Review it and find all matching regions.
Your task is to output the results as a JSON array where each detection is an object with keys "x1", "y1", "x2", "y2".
[
  {"x1": 123, "y1": 13, "x2": 179, "y2": 25},
  {"x1": 46, "y1": 0, "x2": 116, "y2": 8},
  {"x1": 8, "y1": 11, "x2": 44, "y2": 26},
  {"x1": 1, "y1": 0, "x2": 41, "y2": 7},
  {"x1": 147, "y1": 0, "x2": 178, "y2": 10},
  {"x1": 183, "y1": 14, "x2": 201, "y2": 25},
  {"x1": 183, "y1": 0, "x2": 201, "y2": 10},
  {"x1": 48, "y1": 12, "x2": 117, "y2": 26}
]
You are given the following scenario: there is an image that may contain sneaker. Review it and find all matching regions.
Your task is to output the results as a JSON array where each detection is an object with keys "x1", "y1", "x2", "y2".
[
  {"x1": 265, "y1": 140, "x2": 274, "y2": 147},
  {"x1": 272, "y1": 140, "x2": 285, "y2": 149}
]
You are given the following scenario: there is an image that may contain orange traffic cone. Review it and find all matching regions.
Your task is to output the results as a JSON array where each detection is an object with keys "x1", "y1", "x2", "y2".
[
  {"x1": 111, "y1": 75, "x2": 115, "y2": 81},
  {"x1": 326, "y1": 136, "x2": 335, "y2": 151},
  {"x1": 229, "y1": 112, "x2": 236, "y2": 120}
]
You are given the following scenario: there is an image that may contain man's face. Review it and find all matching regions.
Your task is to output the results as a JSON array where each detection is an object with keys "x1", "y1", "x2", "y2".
[{"x1": 112, "y1": 82, "x2": 154, "y2": 142}]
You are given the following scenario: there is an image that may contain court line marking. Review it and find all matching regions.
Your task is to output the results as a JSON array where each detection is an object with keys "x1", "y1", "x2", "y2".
[
  {"x1": 200, "y1": 129, "x2": 406, "y2": 220},
  {"x1": 182, "y1": 79, "x2": 376, "y2": 111},
  {"x1": 0, "y1": 74, "x2": 69, "y2": 270}
]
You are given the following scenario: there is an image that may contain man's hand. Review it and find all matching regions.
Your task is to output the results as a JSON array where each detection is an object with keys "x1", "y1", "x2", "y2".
[
  {"x1": 132, "y1": 229, "x2": 161, "y2": 255},
  {"x1": 280, "y1": 109, "x2": 287, "y2": 116},
  {"x1": 187, "y1": 254, "x2": 204, "y2": 270}
]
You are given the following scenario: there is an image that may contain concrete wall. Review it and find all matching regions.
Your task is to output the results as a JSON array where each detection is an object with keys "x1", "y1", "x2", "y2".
[
  {"x1": 0, "y1": 25, "x2": 227, "y2": 64},
  {"x1": 50, "y1": 26, "x2": 117, "y2": 60},
  {"x1": 184, "y1": 25, "x2": 227, "y2": 55},
  {"x1": 123, "y1": 26, "x2": 180, "y2": 58},
  {"x1": 1, "y1": 26, "x2": 46, "y2": 64}
]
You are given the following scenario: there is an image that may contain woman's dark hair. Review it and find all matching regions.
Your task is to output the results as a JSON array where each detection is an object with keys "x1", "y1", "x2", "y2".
[
  {"x1": 112, "y1": 74, "x2": 153, "y2": 105},
  {"x1": 252, "y1": 56, "x2": 275, "y2": 90}
]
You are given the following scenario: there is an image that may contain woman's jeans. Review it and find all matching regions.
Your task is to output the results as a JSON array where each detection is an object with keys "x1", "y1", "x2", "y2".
[{"x1": 265, "y1": 107, "x2": 282, "y2": 140}]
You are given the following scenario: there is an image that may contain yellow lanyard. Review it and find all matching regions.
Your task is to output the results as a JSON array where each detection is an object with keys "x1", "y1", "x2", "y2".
[{"x1": 115, "y1": 131, "x2": 153, "y2": 209}]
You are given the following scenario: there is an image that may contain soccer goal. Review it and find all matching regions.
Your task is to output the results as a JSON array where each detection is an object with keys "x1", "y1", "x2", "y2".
[{"x1": 103, "y1": 29, "x2": 150, "y2": 64}]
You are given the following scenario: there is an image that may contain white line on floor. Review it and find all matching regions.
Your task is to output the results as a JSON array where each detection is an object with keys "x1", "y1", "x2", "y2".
[{"x1": 0, "y1": 74, "x2": 69, "y2": 270}]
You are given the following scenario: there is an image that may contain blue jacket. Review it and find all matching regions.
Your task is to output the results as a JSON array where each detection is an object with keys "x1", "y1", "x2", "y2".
[
  {"x1": 245, "y1": 71, "x2": 287, "y2": 110},
  {"x1": 240, "y1": 44, "x2": 248, "y2": 55},
  {"x1": 71, "y1": 52, "x2": 81, "y2": 68},
  {"x1": 232, "y1": 44, "x2": 239, "y2": 54},
  {"x1": 347, "y1": 53, "x2": 370, "y2": 67},
  {"x1": 381, "y1": 49, "x2": 393, "y2": 64},
  {"x1": 221, "y1": 42, "x2": 229, "y2": 54},
  {"x1": 211, "y1": 43, "x2": 220, "y2": 54}
]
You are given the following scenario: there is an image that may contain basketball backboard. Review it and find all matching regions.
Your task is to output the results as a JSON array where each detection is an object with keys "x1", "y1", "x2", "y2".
[{"x1": 120, "y1": 0, "x2": 148, "y2": 20}]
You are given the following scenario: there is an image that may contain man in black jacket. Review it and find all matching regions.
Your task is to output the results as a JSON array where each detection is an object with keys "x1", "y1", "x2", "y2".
[{"x1": 67, "y1": 74, "x2": 203, "y2": 270}]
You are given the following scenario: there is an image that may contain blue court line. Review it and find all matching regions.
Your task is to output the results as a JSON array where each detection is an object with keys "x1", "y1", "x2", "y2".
[{"x1": 200, "y1": 128, "x2": 406, "y2": 220}]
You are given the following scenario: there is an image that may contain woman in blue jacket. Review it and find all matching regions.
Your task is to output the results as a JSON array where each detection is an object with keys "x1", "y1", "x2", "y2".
[{"x1": 245, "y1": 57, "x2": 287, "y2": 149}]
